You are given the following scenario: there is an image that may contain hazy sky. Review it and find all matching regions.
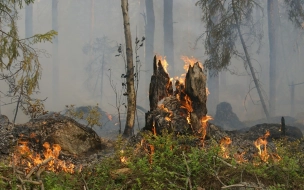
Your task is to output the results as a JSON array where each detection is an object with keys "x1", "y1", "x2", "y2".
[{"x1": 1, "y1": 0, "x2": 304, "y2": 124}]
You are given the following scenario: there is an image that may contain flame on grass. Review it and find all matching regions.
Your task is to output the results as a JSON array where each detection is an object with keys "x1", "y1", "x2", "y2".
[
  {"x1": 120, "y1": 150, "x2": 127, "y2": 164},
  {"x1": 199, "y1": 115, "x2": 213, "y2": 146},
  {"x1": 254, "y1": 130, "x2": 270, "y2": 163},
  {"x1": 234, "y1": 152, "x2": 248, "y2": 163},
  {"x1": 220, "y1": 136, "x2": 232, "y2": 158},
  {"x1": 13, "y1": 136, "x2": 74, "y2": 173}
]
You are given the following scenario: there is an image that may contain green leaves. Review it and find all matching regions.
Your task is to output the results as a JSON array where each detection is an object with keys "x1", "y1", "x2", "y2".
[
  {"x1": 31, "y1": 30, "x2": 58, "y2": 44},
  {"x1": 284, "y1": 0, "x2": 304, "y2": 28},
  {"x1": 196, "y1": 0, "x2": 263, "y2": 72},
  {"x1": 0, "y1": 0, "x2": 57, "y2": 119}
]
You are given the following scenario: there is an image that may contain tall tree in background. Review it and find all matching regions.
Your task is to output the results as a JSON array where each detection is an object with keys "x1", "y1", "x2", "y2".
[
  {"x1": 25, "y1": 2, "x2": 33, "y2": 38},
  {"x1": 196, "y1": 0, "x2": 270, "y2": 118},
  {"x1": 145, "y1": 0, "x2": 155, "y2": 105},
  {"x1": 164, "y1": 0, "x2": 174, "y2": 76},
  {"x1": 121, "y1": 0, "x2": 136, "y2": 137},
  {"x1": 196, "y1": 0, "x2": 304, "y2": 119},
  {"x1": 267, "y1": 0, "x2": 279, "y2": 117},
  {"x1": 52, "y1": 0, "x2": 59, "y2": 110}
]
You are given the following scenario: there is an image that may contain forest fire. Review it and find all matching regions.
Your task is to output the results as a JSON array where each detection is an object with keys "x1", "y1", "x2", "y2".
[
  {"x1": 120, "y1": 150, "x2": 127, "y2": 164},
  {"x1": 156, "y1": 55, "x2": 169, "y2": 73},
  {"x1": 12, "y1": 135, "x2": 74, "y2": 174},
  {"x1": 254, "y1": 130, "x2": 270, "y2": 162},
  {"x1": 220, "y1": 136, "x2": 232, "y2": 158},
  {"x1": 200, "y1": 115, "x2": 213, "y2": 145}
]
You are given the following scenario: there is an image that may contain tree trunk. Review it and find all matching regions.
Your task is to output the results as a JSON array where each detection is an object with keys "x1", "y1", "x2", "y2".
[
  {"x1": 163, "y1": 0, "x2": 174, "y2": 75},
  {"x1": 145, "y1": 0, "x2": 155, "y2": 107},
  {"x1": 52, "y1": 0, "x2": 59, "y2": 111},
  {"x1": 267, "y1": 0, "x2": 279, "y2": 117},
  {"x1": 121, "y1": 0, "x2": 136, "y2": 137},
  {"x1": 25, "y1": 3, "x2": 33, "y2": 38},
  {"x1": 232, "y1": 0, "x2": 269, "y2": 119},
  {"x1": 100, "y1": 53, "x2": 105, "y2": 106}
]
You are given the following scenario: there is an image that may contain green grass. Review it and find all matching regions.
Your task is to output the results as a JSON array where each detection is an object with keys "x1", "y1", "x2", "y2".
[{"x1": 1, "y1": 132, "x2": 304, "y2": 190}]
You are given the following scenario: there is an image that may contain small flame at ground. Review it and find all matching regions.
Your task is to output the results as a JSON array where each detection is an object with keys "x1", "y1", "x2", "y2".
[
  {"x1": 13, "y1": 137, "x2": 74, "y2": 174},
  {"x1": 234, "y1": 152, "x2": 248, "y2": 163},
  {"x1": 120, "y1": 150, "x2": 127, "y2": 164},
  {"x1": 220, "y1": 136, "x2": 232, "y2": 158},
  {"x1": 200, "y1": 115, "x2": 213, "y2": 146},
  {"x1": 254, "y1": 130, "x2": 270, "y2": 163}
]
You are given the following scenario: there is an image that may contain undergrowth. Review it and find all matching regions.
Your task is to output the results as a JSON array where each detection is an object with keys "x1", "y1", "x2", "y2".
[{"x1": 1, "y1": 132, "x2": 304, "y2": 189}]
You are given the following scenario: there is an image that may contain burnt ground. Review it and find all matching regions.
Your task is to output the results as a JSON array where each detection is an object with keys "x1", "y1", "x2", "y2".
[{"x1": 0, "y1": 113, "x2": 303, "y2": 172}]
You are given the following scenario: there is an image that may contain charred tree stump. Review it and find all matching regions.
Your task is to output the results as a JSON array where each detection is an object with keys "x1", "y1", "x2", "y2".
[
  {"x1": 144, "y1": 56, "x2": 208, "y2": 135},
  {"x1": 149, "y1": 56, "x2": 173, "y2": 111},
  {"x1": 185, "y1": 62, "x2": 208, "y2": 132}
]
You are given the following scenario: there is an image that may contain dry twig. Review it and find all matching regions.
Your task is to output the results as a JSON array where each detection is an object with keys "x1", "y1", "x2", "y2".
[
  {"x1": 213, "y1": 156, "x2": 236, "y2": 169},
  {"x1": 221, "y1": 183, "x2": 263, "y2": 189},
  {"x1": 26, "y1": 157, "x2": 53, "y2": 179}
]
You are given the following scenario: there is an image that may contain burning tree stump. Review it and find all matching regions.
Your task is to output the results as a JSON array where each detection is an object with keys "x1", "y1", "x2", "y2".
[
  {"x1": 184, "y1": 62, "x2": 208, "y2": 132},
  {"x1": 149, "y1": 56, "x2": 173, "y2": 111},
  {"x1": 144, "y1": 56, "x2": 208, "y2": 135}
]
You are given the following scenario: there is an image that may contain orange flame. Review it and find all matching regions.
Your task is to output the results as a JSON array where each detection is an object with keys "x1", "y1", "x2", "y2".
[
  {"x1": 234, "y1": 152, "x2": 248, "y2": 163},
  {"x1": 148, "y1": 145, "x2": 155, "y2": 164},
  {"x1": 200, "y1": 115, "x2": 213, "y2": 146},
  {"x1": 120, "y1": 150, "x2": 127, "y2": 164},
  {"x1": 220, "y1": 137, "x2": 232, "y2": 158},
  {"x1": 106, "y1": 113, "x2": 112, "y2": 121},
  {"x1": 254, "y1": 130, "x2": 270, "y2": 163},
  {"x1": 181, "y1": 56, "x2": 203, "y2": 72},
  {"x1": 180, "y1": 94, "x2": 193, "y2": 113},
  {"x1": 13, "y1": 137, "x2": 74, "y2": 173},
  {"x1": 206, "y1": 87, "x2": 210, "y2": 96},
  {"x1": 156, "y1": 55, "x2": 169, "y2": 73}
]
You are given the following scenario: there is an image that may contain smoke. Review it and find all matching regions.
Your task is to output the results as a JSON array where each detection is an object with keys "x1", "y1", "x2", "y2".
[{"x1": 1, "y1": 0, "x2": 303, "y2": 127}]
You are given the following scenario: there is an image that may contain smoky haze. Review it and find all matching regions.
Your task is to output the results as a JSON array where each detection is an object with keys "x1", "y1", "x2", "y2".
[{"x1": 1, "y1": 0, "x2": 304, "y2": 130}]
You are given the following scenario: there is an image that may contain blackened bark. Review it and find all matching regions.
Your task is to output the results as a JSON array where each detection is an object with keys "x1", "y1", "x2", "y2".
[
  {"x1": 145, "y1": 59, "x2": 207, "y2": 135},
  {"x1": 149, "y1": 56, "x2": 173, "y2": 111},
  {"x1": 185, "y1": 62, "x2": 208, "y2": 132}
]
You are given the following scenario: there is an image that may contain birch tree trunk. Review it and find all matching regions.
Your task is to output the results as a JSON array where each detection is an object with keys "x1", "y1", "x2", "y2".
[{"x1": 121, "y1": 0, "x2": 136, "y2": 137}]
